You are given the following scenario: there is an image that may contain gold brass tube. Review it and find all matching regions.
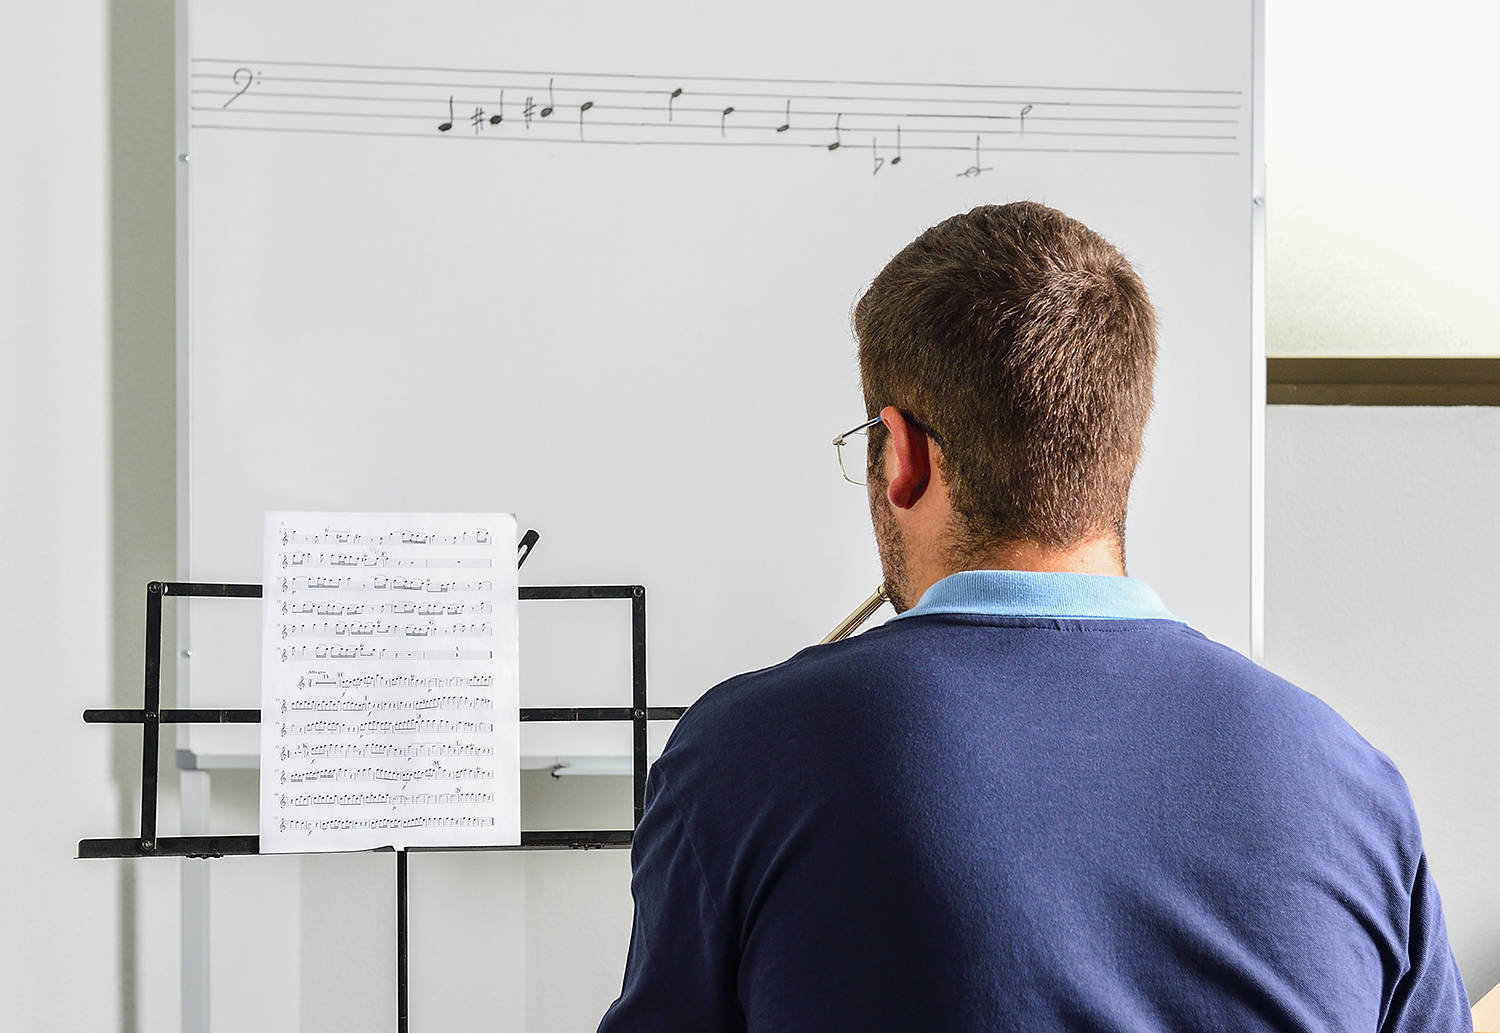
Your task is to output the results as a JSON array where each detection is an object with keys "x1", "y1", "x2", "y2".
[{"x1": 821, "y1": 584, "x2": 890, "y2": 644}]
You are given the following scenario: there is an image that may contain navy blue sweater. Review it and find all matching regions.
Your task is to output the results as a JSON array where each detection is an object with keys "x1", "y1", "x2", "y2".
[{"x1": 599, "y1": 607, "x2": 1469, "y2": 1031}]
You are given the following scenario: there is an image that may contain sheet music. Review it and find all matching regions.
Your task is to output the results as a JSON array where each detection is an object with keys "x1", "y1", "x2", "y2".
[{"x1": 260, "y1": 511, "x2": 520, "y2": 852}]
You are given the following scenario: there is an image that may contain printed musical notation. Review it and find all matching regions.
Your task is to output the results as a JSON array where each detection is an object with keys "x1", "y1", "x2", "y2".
[
  {"x1": 282, "y1": 552, "x2": 494, "y2": 568},
  {"x1": 260, "y1": 511, "x2": 521, "y2": 853},
  {"x1": 279, "y1": 718, "x2": 497, "y2": 736},
  {"x1": 280, "y1": 576, "x2": 496, "y2": 593},
  {"x1": 189, "y1": 58, "x2": 1245, "y2": 174},
  {"x1": 279, "y1": 764, "x2": 495, "y2": 784},
  {"x1": 281, "y1": 816, "x2": 496, "y2": 834},
  {"x1": 280, "y1": 694, "x2": 494, "y2": 712},
  {"x1": 279, "y1": 791, "x2": 496, "y2": 808},
  {"x1": 279, "y1": 740, "x2": 495, "y2": 760}
]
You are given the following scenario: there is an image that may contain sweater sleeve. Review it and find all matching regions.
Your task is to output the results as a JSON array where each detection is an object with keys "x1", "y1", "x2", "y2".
[
  {"x1": 1379, "y1": 852, "x2": 1471, "y2": 1033},
  {"x1": 597, "y1": 764, "x2": 743, "y2": 1033}
]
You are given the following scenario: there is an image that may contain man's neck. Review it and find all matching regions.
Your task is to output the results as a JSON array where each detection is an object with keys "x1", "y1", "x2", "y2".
[
  {"x1": 967, "y1": 537, "x2": 1125, "y2": 576},
  {"x1": 905, "y1": 536, "x2": 1126, "y2": 609}
]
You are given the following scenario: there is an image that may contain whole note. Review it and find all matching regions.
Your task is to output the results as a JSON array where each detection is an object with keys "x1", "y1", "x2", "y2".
[{"x1": 438, "y1": 96, "x2": 454, "y2": 133}]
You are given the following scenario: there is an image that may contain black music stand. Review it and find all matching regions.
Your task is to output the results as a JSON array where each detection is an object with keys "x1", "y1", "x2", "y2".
[{"x1": 79, "y1": 570, "x2": 684, "y2": 1032}]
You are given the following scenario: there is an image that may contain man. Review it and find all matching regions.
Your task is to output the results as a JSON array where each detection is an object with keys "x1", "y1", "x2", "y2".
[{"x1": 597, "y1": 203, "x2": 1470, "y2": 1031}]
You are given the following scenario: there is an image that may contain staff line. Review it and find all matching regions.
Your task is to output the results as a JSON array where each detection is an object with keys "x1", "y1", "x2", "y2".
[
  {"x1": 190, "y1": 106, "x2": 1235, "y2": 141},
  {"x1": 187, "y1": 73, "x2": 1243, "y2": 110},
  {"x1": 191, "y1": 121, "x2": 1241, "y2": 156},
  {"x1": 189, "y1": 56, "x2": 1243, "y2": 96},
  {"x1": 190, "y1": 88, "x2": 1240, "y2": 125}
]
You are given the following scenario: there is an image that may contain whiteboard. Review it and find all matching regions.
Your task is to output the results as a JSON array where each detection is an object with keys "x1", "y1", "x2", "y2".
[{"x1": 179, "y1": 0, "x2": 1262, "y2": 768}]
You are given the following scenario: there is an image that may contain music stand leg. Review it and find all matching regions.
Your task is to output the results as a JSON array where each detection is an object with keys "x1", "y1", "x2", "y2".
[{"x1": 397, "y1": 849, "x2": 409, "y2": 1033}]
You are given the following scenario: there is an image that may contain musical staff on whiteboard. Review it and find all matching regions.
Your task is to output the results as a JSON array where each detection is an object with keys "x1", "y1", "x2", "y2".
[{"x1": 190, "y1": 58, "x2": 1245, "y2": 171}]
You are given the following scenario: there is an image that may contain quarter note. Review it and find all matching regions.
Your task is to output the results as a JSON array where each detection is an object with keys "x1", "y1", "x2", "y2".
[
  {"x1": 891, "y1": 125, "x2": 903, "y2": 165},
  {"x1": 438, "y1": 96, "x2": 454, "y2": 133},
  {"x1": 540, "y1": 78, "x2": 555, "y2": 118},
  {"x1": 720, "y1": 105, "x2": 735, "y2": 136},
  {"x1": 776, "y1": 100, "x2": 791, "y2": 133},
  {"x1": 827, "y1": 113, "x2": 843, "y2": 151},
  {"x1": 668, "y1": 87, "x2": 683, "y2": 122},
  {"x1": 1019, "y1": 103, "x2": 1033, "y2": 136},
  {"x1": 488, "y1": 90, "x2": 504, "y2": 125},
  {"x1": 578, "y1": 100, "x2": 594, "y2": 140}
]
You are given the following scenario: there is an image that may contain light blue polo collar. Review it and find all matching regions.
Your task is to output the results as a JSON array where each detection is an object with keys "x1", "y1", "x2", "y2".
[{"x1": 892, "y1": 569, "x2": 1181, "y2": 622}]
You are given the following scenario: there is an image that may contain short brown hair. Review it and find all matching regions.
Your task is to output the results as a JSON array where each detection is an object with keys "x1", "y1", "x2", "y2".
[{"x1": 854, "y1": 202, "x2": 1157, "y2": 551}]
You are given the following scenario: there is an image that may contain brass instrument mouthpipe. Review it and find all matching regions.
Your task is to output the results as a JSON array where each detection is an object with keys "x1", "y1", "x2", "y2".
[{"x1": 821, "y1": 584, "x2": 890, "y2": 644}]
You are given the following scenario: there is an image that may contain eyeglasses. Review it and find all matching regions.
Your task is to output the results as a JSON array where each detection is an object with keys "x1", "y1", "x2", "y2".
[
  {"x1": 832, "y1": 413, "x2": 941, "y2": 486},
  {"x1": 832, "y1": 416, "x2": 882, "y2": 486}
]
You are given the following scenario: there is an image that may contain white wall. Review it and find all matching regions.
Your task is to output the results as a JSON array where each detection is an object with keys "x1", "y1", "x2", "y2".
[
  {"x1": 1265, "y1": 406, "x2": 1500, "y2": 1002},
  {"x1": 1, "y1": 2, "x2": 124, "y2": 1030}
]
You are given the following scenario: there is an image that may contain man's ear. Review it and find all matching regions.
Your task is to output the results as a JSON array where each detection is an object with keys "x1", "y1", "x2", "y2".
[{"x1": 880, "y1": 405, "x2": 932, "y2": 510}]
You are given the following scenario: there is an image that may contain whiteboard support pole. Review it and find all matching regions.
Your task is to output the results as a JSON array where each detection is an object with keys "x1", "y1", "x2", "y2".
[{"x1": 180, "y1": 770, "x2": 211, "y2": 1033}]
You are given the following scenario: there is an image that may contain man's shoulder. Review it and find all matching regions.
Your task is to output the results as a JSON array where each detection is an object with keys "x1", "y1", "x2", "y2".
[
  {"x1": 656, "y1": 619, "x2": 927, "y2": 768},
  {"x1": 674, "y1": 625, "x2": 897, "y2": 723},
  {"x1": 659, "y1": 613, "x2": 1415, "y2": 828}
]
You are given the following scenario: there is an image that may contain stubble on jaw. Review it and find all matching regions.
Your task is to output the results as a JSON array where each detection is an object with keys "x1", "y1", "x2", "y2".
[{"x1": 869, "y1": 480, "x2": 913, "y2": 614}]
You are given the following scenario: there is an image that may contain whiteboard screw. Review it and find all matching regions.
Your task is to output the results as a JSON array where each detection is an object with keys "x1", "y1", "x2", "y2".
[
  {"x1": 182, "y1": 649, "x2": 193, "y2": 658},
  {"x1": 178, "y1": 153, "x2": 191, "y2": 164}
]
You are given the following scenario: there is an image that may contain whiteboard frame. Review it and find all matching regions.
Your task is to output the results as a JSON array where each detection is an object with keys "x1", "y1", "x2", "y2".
[
  {"x1": 171, "y1": 3, "x2": 1272, "y2": 727},
  {"x1": 1250, "y1": 0, "x2": 1267, "y2": 663},
  {"x1": 170, "y1": 6, "x2": 1267, "y2": 1030}
]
